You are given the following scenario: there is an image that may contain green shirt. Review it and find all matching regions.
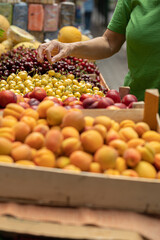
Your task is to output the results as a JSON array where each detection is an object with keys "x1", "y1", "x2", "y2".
[{"x1": 107, "y1": 0, "x2": 160, "y2": 101}]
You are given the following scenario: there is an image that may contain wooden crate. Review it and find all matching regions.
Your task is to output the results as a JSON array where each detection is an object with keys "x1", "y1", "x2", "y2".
[{"x1": 0, "y1": 90, "x2": 159, "y2": 215}]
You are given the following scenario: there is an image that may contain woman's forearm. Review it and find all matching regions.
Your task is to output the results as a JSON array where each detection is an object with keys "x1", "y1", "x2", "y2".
[{"x1": 69, "y1": 36, "x2": 113, "y2": 60}]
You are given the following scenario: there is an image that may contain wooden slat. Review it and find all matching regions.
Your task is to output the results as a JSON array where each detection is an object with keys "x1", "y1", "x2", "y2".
[{"x1": 143, "y1": 89, "x2": 159, "y2": 130}]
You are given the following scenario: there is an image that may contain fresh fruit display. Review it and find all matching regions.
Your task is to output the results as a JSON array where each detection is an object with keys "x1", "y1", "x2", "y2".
[{"x1": 0, "y1": 103, "x2": 160, "y2": 180}]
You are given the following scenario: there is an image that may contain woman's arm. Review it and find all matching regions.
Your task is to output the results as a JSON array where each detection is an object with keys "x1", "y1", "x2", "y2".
[{"x1": 37, "y1": 29, "x2": 125, "y2": 63}]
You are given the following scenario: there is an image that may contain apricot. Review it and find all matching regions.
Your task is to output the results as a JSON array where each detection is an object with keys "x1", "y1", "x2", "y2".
[
  {"x1": 121, "y1": 169, "x2": 139, "y2": 177},
  {"x1": 15, "y1": 160, "x2": 35, "y2": 166},
  {"x1": 20, "y1": 116, "x2": 37, "y2": 131},
  {"x1": 37, "y1": 119, "x2": 48, "y2": 125},
  {"x1": 137, "y1": 142, "x2": 155, "y2": 164},
  {"x1": 109, "y1": 139, "x2": 128, "y2": 156},
  {"x1": 3, "y1": 103, "x2": 25, "y2": 120},
  {"x1": 37, "y1": 100, "x2": 54, "y2": 118},
  {"x1": 34, "y1": 148, "x2": 56, "y2": 168},
  {"x1": 94, "y1": 145, "x2": 118, "y2": 170},
  {"x1": 115, "y1": 157, "x2": 127, "y2": 173},
  {"x1": 45, "y1": 129, "x2": 63, "y2": 153},
  {"x1": 70, "y1": 150, "x2": 93, "y2": 171},
  {"x1": 56, "y1": 156, "x2": 70, "y2": 168},
  {"x1": 127, "y1": 138, "x2": 145, "y2": 148},
  {"x1": 134, "y1": 122, "x2": 150, "y2": 137},
  {"x1": 63, "y1": 164, "x2": 81, "y2": 172},
  {"x1": 61, "y1": 110, "x2": 85, "y2": 132},
  {"x1": 111, "y1": 120, "x2": 120, "y2": 131},
  {"x1": 123, "y1": 148, "x2": 141, "y2": 167},
  {"x1": 12, "y1": 141, "x2": 22, "y2": 149},
  {"x1": 105, "y1": 128, "x2": 120, "y2": 143},
  {"x1": 157, "y1": 171, "x2": 160, "y2": 179},
  {"x1": 89, "y1": 162, "x2": 102, "y2": 173},
  {"x1": 0, "y1": 115, "x2": 17, "y2": 128},
  {"x1": 47, "y1": 105, "x2": 67, "y2": 126},
  {"x1": 134, "y1": 161, "x2": 157, "y2": 179},
  {"x1": 61, "y1": 137, "x2": 82, "y2": 156},
  {"x1": 13, "y1": 121, "x2": 31, "y2": 142},
  {"x1": 80, "y1": 130, "x2": 103, "y2": 153},
  {"x1": 0, "y1": 155, "x2": 14, "y2": 163},
  {"x1": 0, "y1": 127, "x2": 15, "y2": 141},
  {"x1": 93, "y1": 116, "x2": 112, "y2": 130},
  {"x1": 33, "y1": 124, "x2": 49, "y2": 136},
  {"x1": 154, "y1": 153, "x2": 160, "y2": 170},
  {"x1": 119, "y1": 127, "x2": 139, "y2": 142},
  {"x1": 142, "y1": 130, "x2": 160, "y2": 142},
  {"x1": 21, "y1": 108, "x2": 39, "y2": 121},
  {"x1": 119, "y1": 119, "x2": 135, "y2": 128},
  {"x1": 93, "y1": 124, "x2": 107, "y2": 139},
  {"x1": 104, "y1": 169, "x2": 120, "y2": 176},
  {"x1": 149, "y1": 141, "x2": 160, "y2": 154},
  {"x1": 61, "y1": 126, "x2": 79, "y2": 139},
  {"x1": 84, "y1": 116, "x2": 94, "y2": 127},
  {"x1": 11, "y1": 144, "x2": 32, "y2": 161},
  {"x1": 25, "y1": 132, "x2": 45, "y2": 150}
]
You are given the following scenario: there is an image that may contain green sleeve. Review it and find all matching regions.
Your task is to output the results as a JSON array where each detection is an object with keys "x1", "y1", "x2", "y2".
[{"x1": 107, "y1": 0, "x2": 132, "y2": 34}]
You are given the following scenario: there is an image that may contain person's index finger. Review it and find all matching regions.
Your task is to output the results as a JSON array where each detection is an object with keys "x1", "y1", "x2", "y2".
[{"x1": 45, "y1": 43, "x2": 57, "y2": 63}]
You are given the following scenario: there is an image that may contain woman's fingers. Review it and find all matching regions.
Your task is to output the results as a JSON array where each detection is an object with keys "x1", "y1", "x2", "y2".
[{"x1": 37, "y1": 43, "x2": 49, "y2": 62}]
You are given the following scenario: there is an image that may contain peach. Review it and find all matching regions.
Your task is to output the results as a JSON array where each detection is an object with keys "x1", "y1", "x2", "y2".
[
  {"x1": 13, "y1": 121, "x2": 31, "y2": 142},
  {"x1": 84, "y1": 116, "x2": 94, "y2": 127},
  {"x1": 0, "y1": 115, "x2": 17, "y2": 128},
  {"x1": 33, "y1": 148, "x2": 56, "y2": 168},
  {"x1": 33, "y1": 124, "x2": 49, "y2": 136},
  {"x1": 37, "y1": 100, "x2": 54, "y2": 118},
  {"x1": 61, "y1": 110, "x2": 85, "y2": 132},
  {"x1": 119, "y1": 127, "x2": 139, "y2": 142},
  {"x1": 21, "y1": 108, "x2": 39, "y2": 121},
  {"x1": 142, "y1": 130, "x2": 160, "y2": 142},
  {"x1": 0, "y1": 155, "x2": 14, "y2": 163},
  {"x1": 0, "y1": 127, "x2": 15, "y2": 141},
  {"x1": 11, "y1": 144, "x2": 32, "y2": 161},
  {"x1": 25, "y1": 132, "x2": 45, "y2": 150},
  {"x1": 94, "y1": 145, "x2": 118, "y2": 170},
  {"x1": 89, "y1": 162, "x2": 102, "y2": 173},
  {"x1": 123, "y1": 148, "x2": 141, "y2": 167},
  {"x1": 115, "y1": 157, "x2": 127, "y2": 173},
  {"x1": 137, "y1": 143, "x2": 155, "y2": 164},
  {"x1": 93, "y1": 124, "x2": 107, "y2": 139},
  {"x1": 154, "y1": 153, "x2": 160, "y2": 170},
  {"x1": 105, "y1": 128, "x2": 120, "y2": 144},
  {"x1": 61, "y1": 137, "x2": 82, "y2": 156},
  {"x1": 3, "y1": 103, "x2": 25, "y2": 120},
  {"x1": 121, "y1": 169, "x2": 139, "y2": 177},
  {"x1": 104, "y1": 169, "x2": 120, "y2": 176},
  {"x1": 45, "y1": 129, "x2": 63, "y2": 154},
  {"x1": 61, "y1": 126, "x2": 79, "y2": 139},
  {"x1": 31, "y1": 148, "x2": 37, "y2": 160},
  {"x1": 127, "y1": 138, "x2": 145, "y2": 148},
  {"x1": 20, "y1": 116, "x2": 37, "y2": 131},
  {"x1": 149, "y1": 141, "x2": 160, "y2": 154},
  {"x1": 134, "y1": 122, "x2": 150, "y2": 137},
  {"x1": 63, "y1": 164, "x2": 81, "y2": 173},
  {"x1": 47, "y1": 105, "x2": 67, "y2": 126},
  {"x1": 109, "y1": 139, "x2": 128, "y2": 156},
  {"x1": 134, "y1": 161, "x2": 157, "y2": 179},
  {"x1": 56, "y1": 156, "x2": 70, "y2": 168},
  {"x1": 80, "y1": 130, "x2": 103, "y2": 153},
  {"x1": 93, "y1": 116, "x2": 112, "y2": 130},
  {"x1": 119, "y1": 119, "x2": 135, "y2": 128},
  {"x1": 15, "y1": 160, "x2": 35, "y2": 166},
  {"x1": 70, "y1": 150, "x2": 93, "y2": 171}
]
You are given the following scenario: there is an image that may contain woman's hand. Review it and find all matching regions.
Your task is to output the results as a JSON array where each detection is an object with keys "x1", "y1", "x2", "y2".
[{"x1": 37, "y1": 40, "x2": 73, "y2": 63}]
